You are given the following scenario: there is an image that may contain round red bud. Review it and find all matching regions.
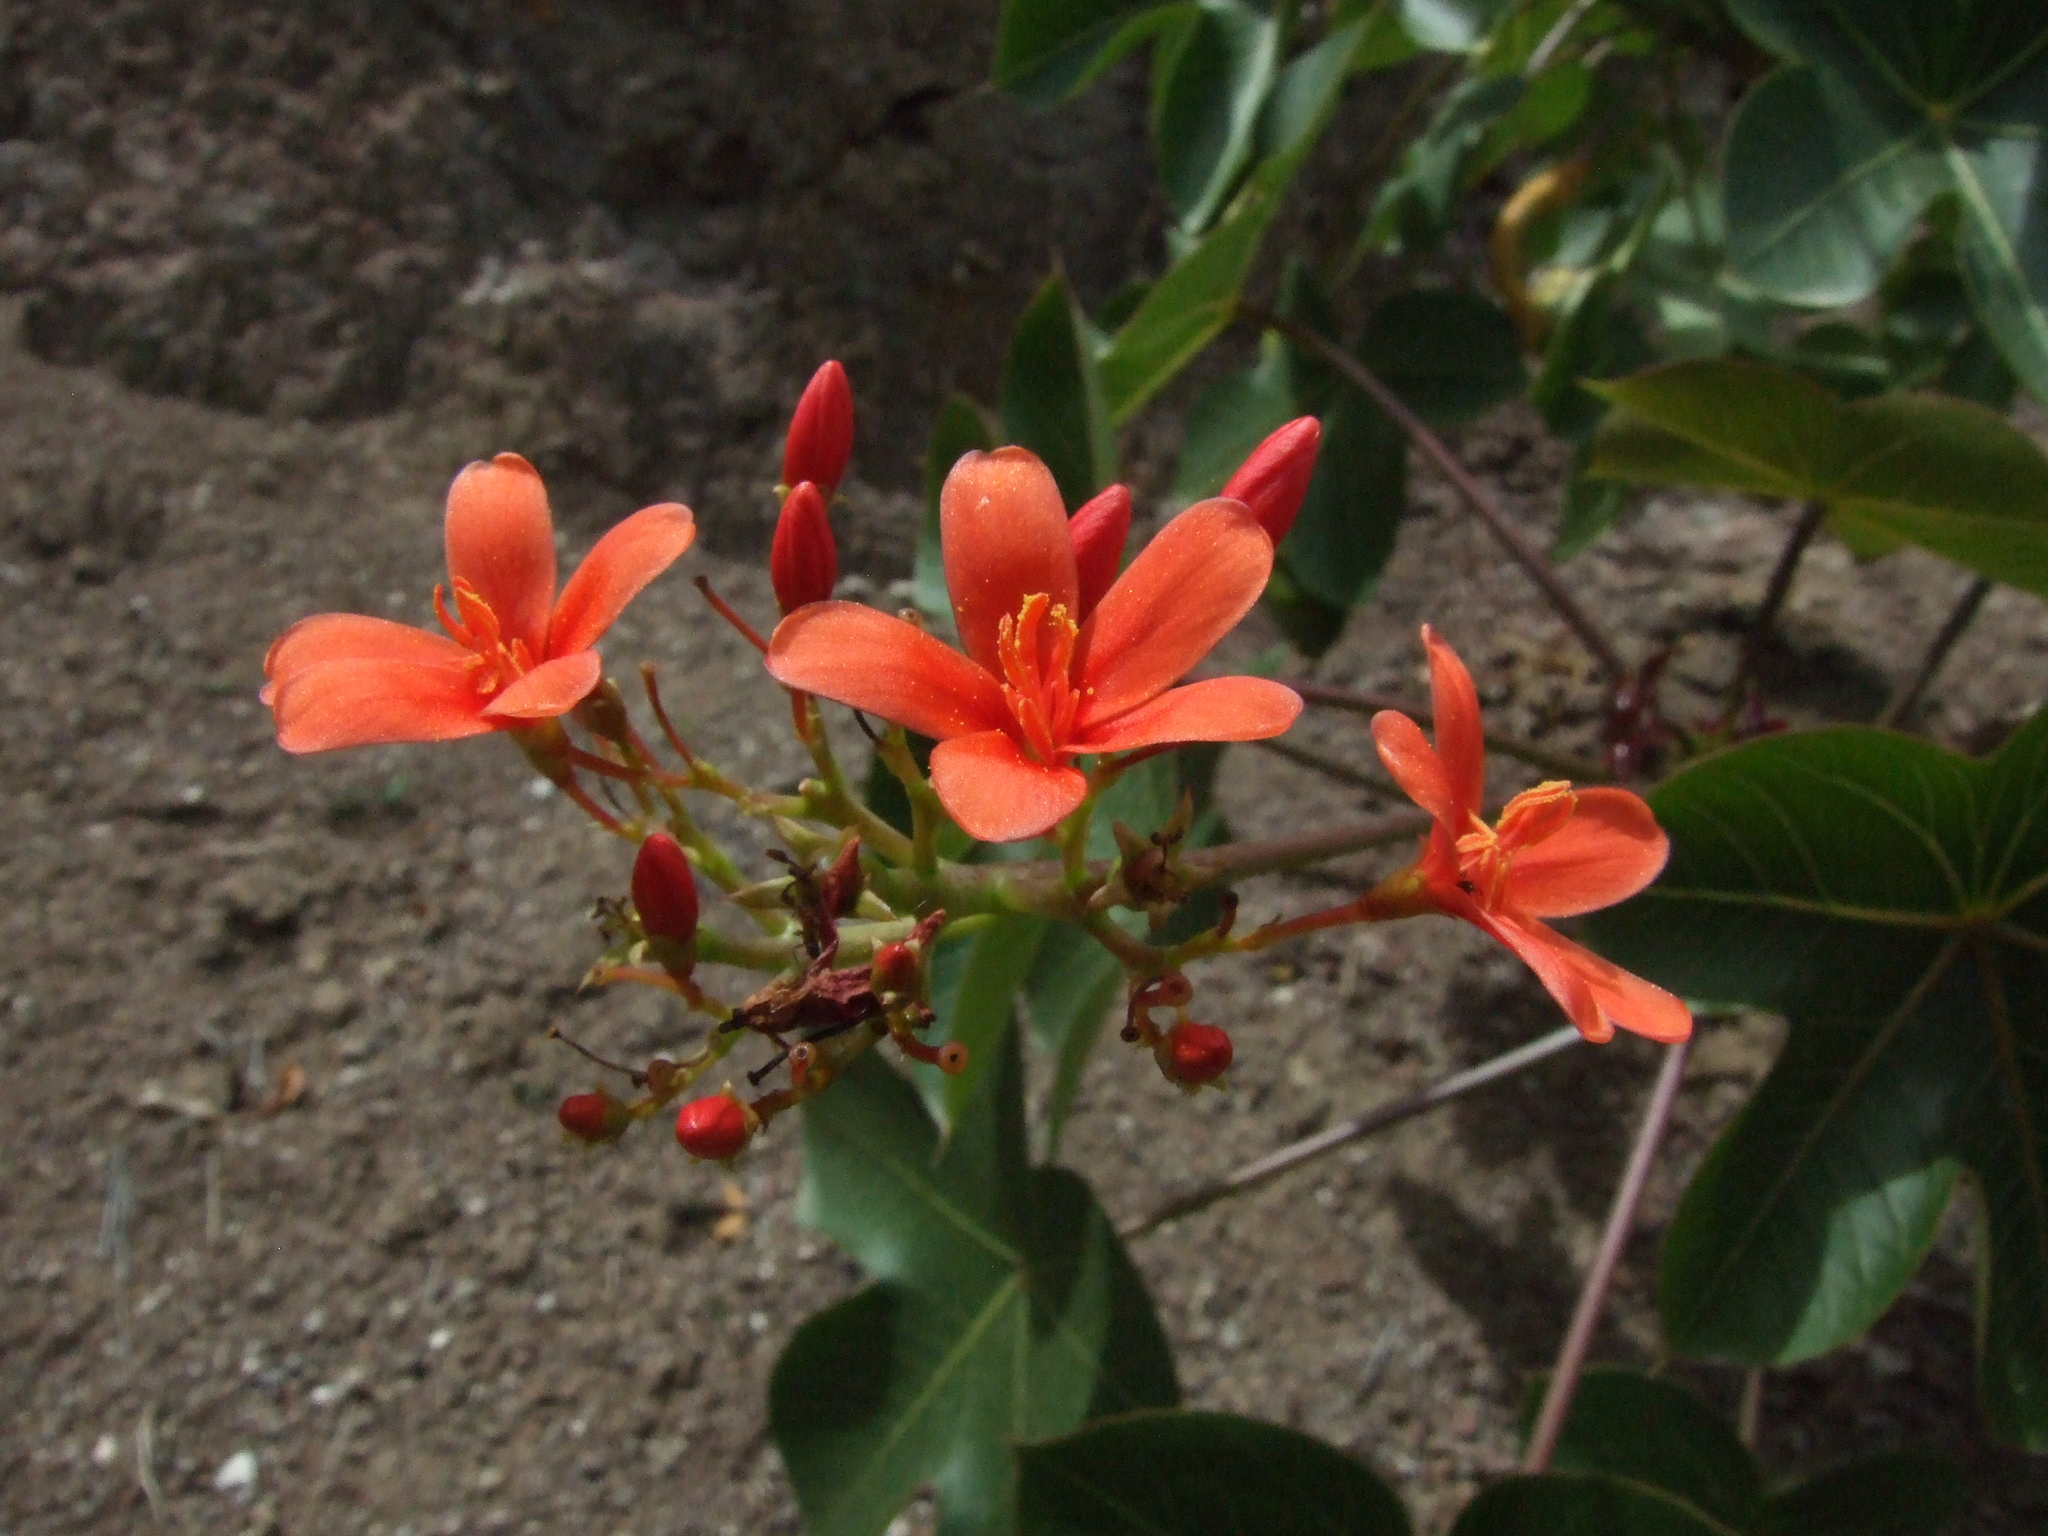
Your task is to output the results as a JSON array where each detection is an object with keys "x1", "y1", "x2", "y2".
[
  {"x1": 936, "y1": 1041, "x2": 969, "y2": 1076},
  {"x1": 1221, "y1": 417, "x2": 1321, "y2": 545},
  {"x1": 558, "y1": 1090, "x2": 631, "y2": 1143},
  {"x1": 1067, "y1": 483, "x2": 1132, "y2": 619},
  {"x1": 771, "y1": 481, "x2": 838, "y2": 614},
  {"x1": 632, "y1": 833, "x2": 700, "y2": 946},
  {"x1": 675, "y1": 1093, "x2": 754, "y2": 1161},
  {"x1": 1163, "y1": 1021, "x2": 1233, "y2": 1086},
  {"x1": 782, "y1": 360, "x2": 854, "y2": 495},
  {"x1": 870, "y1": 941, "x2": 919, "y2": 996}
]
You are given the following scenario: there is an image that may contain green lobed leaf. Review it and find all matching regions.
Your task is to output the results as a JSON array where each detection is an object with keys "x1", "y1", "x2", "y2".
[
  {"x1": 1719, "y1": 0, "x2": 2048, "y2": 402},
  {"x1": 1018, "y1": 1409, "x2": 1411, "y2": 1535},
  {"x1": 1150, "y1": 0, "x2": 1280, "y2": 234},
  {"x1": 775, "y1": 1039, "x2": 1179, "y2": 1536},
  {"x1": 1004, "y1": 271, "x2": 1119, "y2": 510},
  {"x1": 1585, "y1": 357, "x2": 2048, "y2": 597},
  {"x1": 1584, "y1": 710, "x2": 2048, "y2": 1448}
]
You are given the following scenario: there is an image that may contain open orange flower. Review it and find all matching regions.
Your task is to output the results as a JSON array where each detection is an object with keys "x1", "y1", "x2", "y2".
[
  {"x1": 264, "y1": 454, "x2": 694, "y2": 753},
  {"x1": 1372, "y1": 626, "x2": 1691, "y2": 1044},
  {"x1": 764, "y1": 447, "x2": 1301, "y2": 842}
]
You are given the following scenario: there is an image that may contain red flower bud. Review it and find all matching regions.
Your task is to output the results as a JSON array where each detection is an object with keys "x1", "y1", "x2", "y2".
[
  {"x1": 632, "y1": 833, "x2": 700, "y2": 945},
  {"x1": 771, "y1": 481, "x2": 838, "y2": 614},
  {"x1": 1162, "y1": 1021, "x2": 1233, "y2": 1086},
  {"x1": 870, "y1": 941, "x2": 919, "y2": 996},
  {"x1": 558, "y1": 1090, "x2": 631, "y2": 1143},
  {"x1": 782, "y1": 360, "x2": 854, "y2": 495},
  {"x1": 1067, "y1": 483, "x2": 1131, "y2": 619},
  {"x1": 1221, "y1": 417, "x2": 1321, "y2": 545},
  {"x1": 675, "y1": 1092, "x2": 754, "y2": 1161}
]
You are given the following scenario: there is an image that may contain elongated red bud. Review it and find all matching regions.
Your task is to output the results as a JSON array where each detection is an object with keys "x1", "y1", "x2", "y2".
[
  {"x1": 771, "y1": 481, "x2": 838, "y2": 614},
  {"x1": 1221, "y1": 417, "x2": 1321, "y2": 545},
  {"x1": 632, "y1": 833, "x2": 699, "y2": 945},
  {"x1": 675, "y1": 1092, "x2": 755, "y2": 1161},
  {"x1": 782, "y1": 361, "x2": 854, "y2": 494},
  {"x1": 1068, "y1": 484, "x2": 1131, "y2": 618},
  {"x1": 1162, "y1": 1021, "x2": 1233, "y2": 1086},
  {"x1": 559, "y1": 1090, "x2": 632, "y2": 1143},
  {"x1": 870, "y1": 941, "x2": 918, "y2": 996}
]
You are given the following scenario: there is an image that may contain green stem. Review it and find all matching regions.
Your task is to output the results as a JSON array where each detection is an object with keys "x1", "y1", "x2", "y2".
[{"x1": 874, "y1": 726, "x2": 944, "y2": 874}]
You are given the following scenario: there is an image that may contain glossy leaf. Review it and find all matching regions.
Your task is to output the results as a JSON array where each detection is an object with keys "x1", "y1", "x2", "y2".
[
  {"x1": 1004, "y1": 271, "x2": 1118, "y2": 510},
  {"x1": 928, "y1": 915, "x2": 1051, "y2": 1135},
  {"x1": 1278, "y1": 382, "x2": 1407, "y2": 611},
  {"x1": 993, "y1": 0, "x2": 1182, "y2": 103},
  {"x1": 1523, "y1": 1370, "x2": 1760, "y2": 1531},
  {"x1": 1018, "y1": 1409, "x2": 1410, "y2": 1536},
  {"x1": 1585, "y1": 711, "x2": 2048, "y2": 1448},
  {"x1": 1586, "y1": 357, "x2": 2048, "y2": 597},
  {"x1": 1399, "y1": 0, "x2": 1503, "y2": 53},
  {"x1": 774, "y1": 1040, "x2": 1179, "y2": 1536},
  {"x1": 1366, "y1": 74, "x2": 1525, "y2": 254},
  {"x1": 1720, "y1": 0, "x2": 2048, "y2": 402},
  {"x1": 1151, "y1": 0, "x2": 1280, "y2": 234}
]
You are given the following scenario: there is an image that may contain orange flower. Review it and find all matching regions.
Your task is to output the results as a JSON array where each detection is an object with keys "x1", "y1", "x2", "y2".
[
  {"x1": 1371, "y1": 626, "x2": 1691, "y2": 1044},
  {"x1": 264, "y1": 454, "x2": 694, "y2": 753},
  {"x1": 764, "y1": 447, "x2": 1301, "y2": 842}
]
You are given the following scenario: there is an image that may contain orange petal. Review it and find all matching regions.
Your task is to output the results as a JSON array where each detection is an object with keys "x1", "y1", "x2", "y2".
[
  {"x1": 271, "y1": 657, "x2": 491, "y2": 753},
  {"x1": 929, "y1": 730, "x2": 1089, "y2": 843},
  {"x1": 262, "y1": 613, "x2": 469, "y2": 702},
  {"x1": 941, "y1": 448, "x2": 1079, "y2": 674},
  {"x1": 1506, "y1": 787, "x2": 1671, "y2": 918},
  {"x1": 444, "y1": 453, "x2": 558, "y2": 657},
  {"x1": 765, "y1": 602, "x2": 1009, "y2": 740},
  {"x1": 1371, "y1": 710, "x2": 1461, "y2": 829},
  {"x1": 1478, "y1": 908, "x2": 1692, "y2": 1044},
  {"x1": 1420, "y1": 625, "x2": 1485, "y2": 822},
  {"x1": 1073, "y1": 499, "x2": 1273, "y2": 728},
  {"x1": 482, "y1": 650, "x2": 604, "y2": 719},
  {"x1": 1077, "y1": 677, "x2": 1302, "y2": 753},
  {"x1": 549, "y1": 502, "x2": 696, "y2": 656}
]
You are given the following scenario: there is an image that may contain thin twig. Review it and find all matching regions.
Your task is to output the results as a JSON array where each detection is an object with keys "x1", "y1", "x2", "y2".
[
  {"x1": 1878, "y1": 574, "x2": 1993, "y2": 729},
  {"x1": 1737, "y1": 1367, "x2": 1764, "y2": 1450},
  {"x1": 1293, "y1": 681, "x2": 1610, "y2": 781},
  {"x1": 1238, "y1": 303, "x2": 1627, "y2": 681},
  {"x1": 1524, "y1": 1037, "x2": 1692, "y2": 1471},
  {"x1": 1123, "y1": 1027, "x2": 1582, "y2": 1237},
  {"x1": 1251, "y1": 735, "x2": 1399, "y2": 795},
  {"x1": 1727, "y1": 500, "x2": 1825, "y2": 712}
]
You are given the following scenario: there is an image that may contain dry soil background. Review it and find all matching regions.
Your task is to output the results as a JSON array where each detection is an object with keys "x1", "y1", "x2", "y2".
[{"x1": 3, "y1": 5, "x2": 2048, "y2": 1536}]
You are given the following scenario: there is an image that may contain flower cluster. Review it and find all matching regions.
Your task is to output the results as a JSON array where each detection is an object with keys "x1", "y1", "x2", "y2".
[{"x1": 262, "y1": 360, "x2": 1690, "y2": 1162}]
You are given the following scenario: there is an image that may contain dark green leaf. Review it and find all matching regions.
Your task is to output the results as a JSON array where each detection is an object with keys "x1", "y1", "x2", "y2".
[
  {"x1": 1359, "y1": 288, "x2": 1525, "y2": 426},
  {"x1": 920, "y1": 394, "x2": 998, "y2": 626},
  {"x1": 1584, "y1": 710, "x2": 2048, "y2": 1448},
  {"x1": 928, "y1": 916, "x2": 1050, "y2": 1134},
  {"x1": 1586, "y1": 357, "x2": 2048, "y2": 596},
  {"x1": 1261, "y1": 560, "x2": 1351, "y2": 657},
  {"x1": 1024, "y1": 923, "x2": 1123, "y2": 1158},
  {"x1": 1533, "y1": 268, "x2": 1658, "y2": 440},
  {"x1": 1760, "y1": 1453, "x2": 1968, "y2": 1536},
  {"x1": 1719, "y1": 1, "x2": 2048, "y2": 402},
  {"x1": 1257, "y1": 17, "x2": 1370, "y2": 162},
  {"x1": 1173, "y1": 343, "x2": 1299, "y2": 504},
  {"x1": 1522, "y1": 1370, "x2": 1761, "y2": 1532},
  {"x1": 1452, "y1": 1473, "x2": 1734, "y2": 1536},
  {"x1": 1151, "y1": 0, "x2": 1280, "y2": 233},
  {"x1": 993, "y1": 0, "x2": 1183, "y2": 104},
  {"x1": 1278, "y1": 383, "x2": 1407, "y2": 610},
  {"x1": 1018, "y1": 1409, "x2": 1410, "y2": 1535},
  {"x1": 1004, "y1": 271, "x2": 1118, "y2": 509},
  {"x1": 775, "y1": 1041, "x2": 1179, "y2": 1536},
  {"x1": 1338, "y1": 0, "x2": 1420, "y2": 70},
  {"x1": 1365, "y1": 74, "x2": 1524, "y2": 254},
  {"x1": 1552, "y1": 444, "x2": 1632, "y2": 560}
]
